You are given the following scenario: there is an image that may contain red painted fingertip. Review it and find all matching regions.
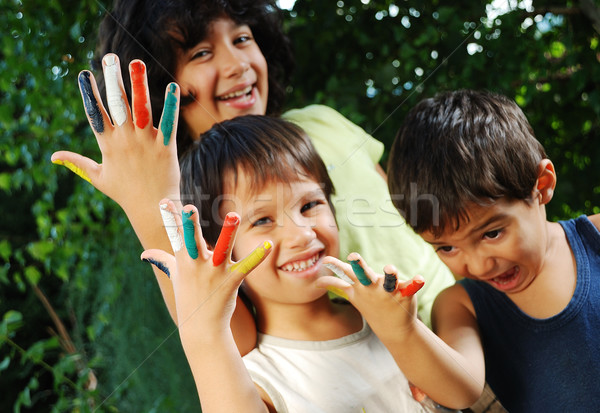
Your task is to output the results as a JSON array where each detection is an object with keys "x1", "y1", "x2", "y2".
[
  {"x1": 212, "y1": 214, "x2": 240, "y2": 266},
  {"x1": 131, "y1": 61, "x2": 150, "y2": 129},
  {"x1": 399, "y1": 278, "x2": 425, "y2": 297}
]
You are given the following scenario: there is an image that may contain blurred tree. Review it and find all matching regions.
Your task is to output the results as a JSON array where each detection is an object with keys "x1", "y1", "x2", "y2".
[
  {"x1": 1, "y1": 0, "x2": 598, "y2": 411},
  {"x1": 0, "y1": 0, "x2": 195, "y2": 411},
  {"x1": 285, "y1": 0, "x2": 600, "y2": 220}
]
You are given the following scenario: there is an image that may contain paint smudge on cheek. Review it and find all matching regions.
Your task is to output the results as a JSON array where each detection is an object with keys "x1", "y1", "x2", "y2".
[
  {"x1": 231, "y1": 241, "x2": 272, "y2": 275},
  {"x1": 79, "y1": 71, "x2": 104, "y2": 133},
  {"x1": 161, "y1": 83, "x2": 178, "y2": 145},
  {"x1": 212, "y1": 214, "x2": 239, "y2": 266},
  {"x1": 131, "y1": 61, "x2": 150, "y2": 129},
  {"x1": 182, "y1": 210, "x2": 199, "y2": 259}
]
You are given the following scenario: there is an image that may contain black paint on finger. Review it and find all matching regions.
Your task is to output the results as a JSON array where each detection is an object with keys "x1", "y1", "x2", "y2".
[
  {"x1": 142, "y1": 258, "x2": 171, "y2": 278},
  {"x1": 79, "y1": 71, "x2": 104, "y2": 133}
]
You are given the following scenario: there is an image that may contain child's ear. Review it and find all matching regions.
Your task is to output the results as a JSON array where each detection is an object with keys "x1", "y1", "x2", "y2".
[{"x1": 534, "y1": 159, "x2": 556, "y2": 204}]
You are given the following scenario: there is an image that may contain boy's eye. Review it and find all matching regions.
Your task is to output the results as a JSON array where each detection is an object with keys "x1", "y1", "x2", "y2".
[
  {"x1": 484, "y1": 229, "x2": 502, "y2": 239},
  {"x1": 436, "y1": 245, "x2": 455, "y2": 254},
  {"x1": 191, "y1": 49, "x2": 210, "y2": 60},
  {"x1": 301, "y1": 200, "x2": 322, "y2": 213},
  {"x1": 251, "y1": 217, "x2": 272, "y2": 227}
]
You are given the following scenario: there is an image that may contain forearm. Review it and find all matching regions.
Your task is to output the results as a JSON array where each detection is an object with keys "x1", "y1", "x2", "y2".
[
  {"x1": 377, "y1": 320, "x2": 484, "y2": 409},
  {"x1": 181, "y1": 329, "x2": 268, "y2": 412}
]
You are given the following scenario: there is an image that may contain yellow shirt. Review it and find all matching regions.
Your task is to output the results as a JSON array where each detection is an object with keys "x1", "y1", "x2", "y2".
[{"x1": 283, "y1": 105, "x2": 454, "y2": 327}]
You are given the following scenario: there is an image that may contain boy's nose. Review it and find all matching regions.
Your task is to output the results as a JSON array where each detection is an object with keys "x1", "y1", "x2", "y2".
[
  {"x1": 464, "y1": 253, "x2": 495, "y2": 279},
  {"x1": 283, "y1": 218, "x2": 317, "y2": 249}
]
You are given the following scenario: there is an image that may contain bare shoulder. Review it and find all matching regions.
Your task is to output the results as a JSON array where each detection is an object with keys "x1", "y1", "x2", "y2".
[
  {"x1": 432, "y1": 283, "x2": 477, "y2": 331},
  {"x1": 433, "y1": 283, "x2": 475, "y2": 315},
  {"x1": 431, "y1": 283, "x2": 483, "y2": 364},
  {"x1": 587, "y1": 213, "x2": 600, "y2": 232}
]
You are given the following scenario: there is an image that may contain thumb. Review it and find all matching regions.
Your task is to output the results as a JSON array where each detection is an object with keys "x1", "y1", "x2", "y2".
[
  {"x1": 141, "y1": 249, "x2": 176, "y2": 279},
  {"x1": 51, "y1": 151, "x2": 100, "y2": 184}
]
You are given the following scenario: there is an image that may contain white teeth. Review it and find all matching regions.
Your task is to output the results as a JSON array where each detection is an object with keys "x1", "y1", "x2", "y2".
[
  {"x1": 218, "y1": 85, "x2": 252, "y2": 100},
  {"x1": 282, "y1": 254, "x2": 319, "y2": 272}
]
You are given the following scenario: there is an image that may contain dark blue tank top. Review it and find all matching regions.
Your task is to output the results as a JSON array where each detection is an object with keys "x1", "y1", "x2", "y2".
[{"x1": 458, "y1": 216, "x2": 600, "y2": 412}]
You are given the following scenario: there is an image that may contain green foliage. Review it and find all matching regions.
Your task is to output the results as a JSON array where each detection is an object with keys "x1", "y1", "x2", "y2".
[
  {"x1": 2, "y1": 0, "x2": 599, "y2": 411},
  {"x1": 1, "y1": 0, "x2": 194, "y2": 411},
  {"x1": 285, "y1": 0, "x2": 600, "y2": 220}
]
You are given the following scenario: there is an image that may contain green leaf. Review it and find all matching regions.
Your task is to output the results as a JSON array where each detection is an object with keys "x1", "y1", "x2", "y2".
[
  {"x1": 0, "y1": 172, "x2": 11, "y2": 191},
  {"x1": 0, "y1": 240, "x2": 11, "y2": 262},
  {"x1": 24, "y1": 266, "x2": 41, "y2": 285}
]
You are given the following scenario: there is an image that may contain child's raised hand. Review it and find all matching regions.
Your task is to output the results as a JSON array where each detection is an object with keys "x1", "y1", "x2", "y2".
[
  {"x1": 51, "y1": 54, "x2": 181, "y2": 215},
  {"x1": 316, "y1": 253, "x2": 424, "y2": 335},
  {"x1": 141, "y1": 199, "x2": 272, "y2": 347}
]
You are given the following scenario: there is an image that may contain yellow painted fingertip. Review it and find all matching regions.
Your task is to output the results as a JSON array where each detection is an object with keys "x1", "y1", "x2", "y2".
[
  {"x1": 327, "y1": 286, "x2": 349, "y2": 300},
  {"x1": 231, "y1": 240, "x2": 271, "y2": 275},
  {"x1": 52, "y1": 159, "x2": 91, "y2": 183}
]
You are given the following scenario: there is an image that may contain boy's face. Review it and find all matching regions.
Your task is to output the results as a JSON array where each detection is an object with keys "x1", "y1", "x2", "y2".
[
  {"x1": 175, "y1": 17, "x2": 269, "y2": 137},
  {"x1": 220, "y1": 173, "x2": 339, "y2": 306},
  {"x1": 421, "y1": 197, "x2": 550, "y2": 295}
]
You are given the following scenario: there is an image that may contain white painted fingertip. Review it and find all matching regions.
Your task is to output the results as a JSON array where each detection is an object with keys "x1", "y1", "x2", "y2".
[
  {"x1": 103, "y1": 54, "x2": 127, "y2": 126},
  {"x1": 324, "y1": 263, "x2": 355, "y2": 285},
  {"x1": 160, "y1": 203, "x2": 183, "y2": 252}
]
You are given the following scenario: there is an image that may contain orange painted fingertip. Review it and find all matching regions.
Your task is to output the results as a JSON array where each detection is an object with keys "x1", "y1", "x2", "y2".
[{"x1": 130, "y1": 60, "x2": 150, "y2": 129}]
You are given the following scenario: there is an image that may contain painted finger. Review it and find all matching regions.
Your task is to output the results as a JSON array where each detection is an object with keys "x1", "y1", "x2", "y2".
[
  {"x1": 140, "y1": 248, "x2": 176, "y2": 279},
  {"x1": 383, "y1": 271, "x2": 398, "y2": 293},
  {"x1": 315, "y1": 275, "x2": 352, "y2": 300},
  {"x1": 398, "y1": 275, "x2": 425, "y2": 297},
  {"x1": 347, "y1": 253, "x2": 373, "y2": 286},
  {"x1": 212, "y1": 213, "x2": 240, "y2": 266},
  {"x1": 78, "y1": 70, "x2": 108, "y2": 135},
  {"x1": 322, "y1": 256, "x2": 356, "y2": 284},
  {"x1": 129, "y1": 60, "x2": 152, "y2": 129},
  {"x1": 323, "y1": 262, "x2": 355, "y2": 285},
  {"x1": 51, "y1": 151, "x2": 99, "y2": 184},
  {"x1": 182, "y1": 206, "x2": 200, "y2": 259},
  {"x1": 159, "y1": 200, "x2": 183, "y2": 253},
  {"x1": 102, "y1": 54, "x2": 129, "y2": 127},
  {"x1": 159, "y1": 83, "x2": 180, "y2": 146},
  {"x1": 230, "y1": 241, "x2": 272, "y2": 276}
]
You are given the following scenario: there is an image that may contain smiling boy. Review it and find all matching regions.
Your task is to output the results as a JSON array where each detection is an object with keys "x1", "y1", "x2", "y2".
[{"x1": 385, "y1": 90, "x2": 600, "y2": 411}]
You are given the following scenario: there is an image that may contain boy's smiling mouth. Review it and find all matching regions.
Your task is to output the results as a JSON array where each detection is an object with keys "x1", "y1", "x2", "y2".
[{"x1": 280, "y1": 252, "x2": 322, "y2": 273}]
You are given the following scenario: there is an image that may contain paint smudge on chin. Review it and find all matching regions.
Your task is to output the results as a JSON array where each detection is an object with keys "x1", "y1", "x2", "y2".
[
  {"x1": 79, "y1": 71, "x2": 104, "y2": 133},
  {"x1": 182, "y1": 210, "x2": 199, "y2": 259},
  {"x1": 161, "y1": 83, "x2": 178, "y2": 146},
  {"x1": 131, "y1": 61, "x2": 150, "y2": 129}
]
